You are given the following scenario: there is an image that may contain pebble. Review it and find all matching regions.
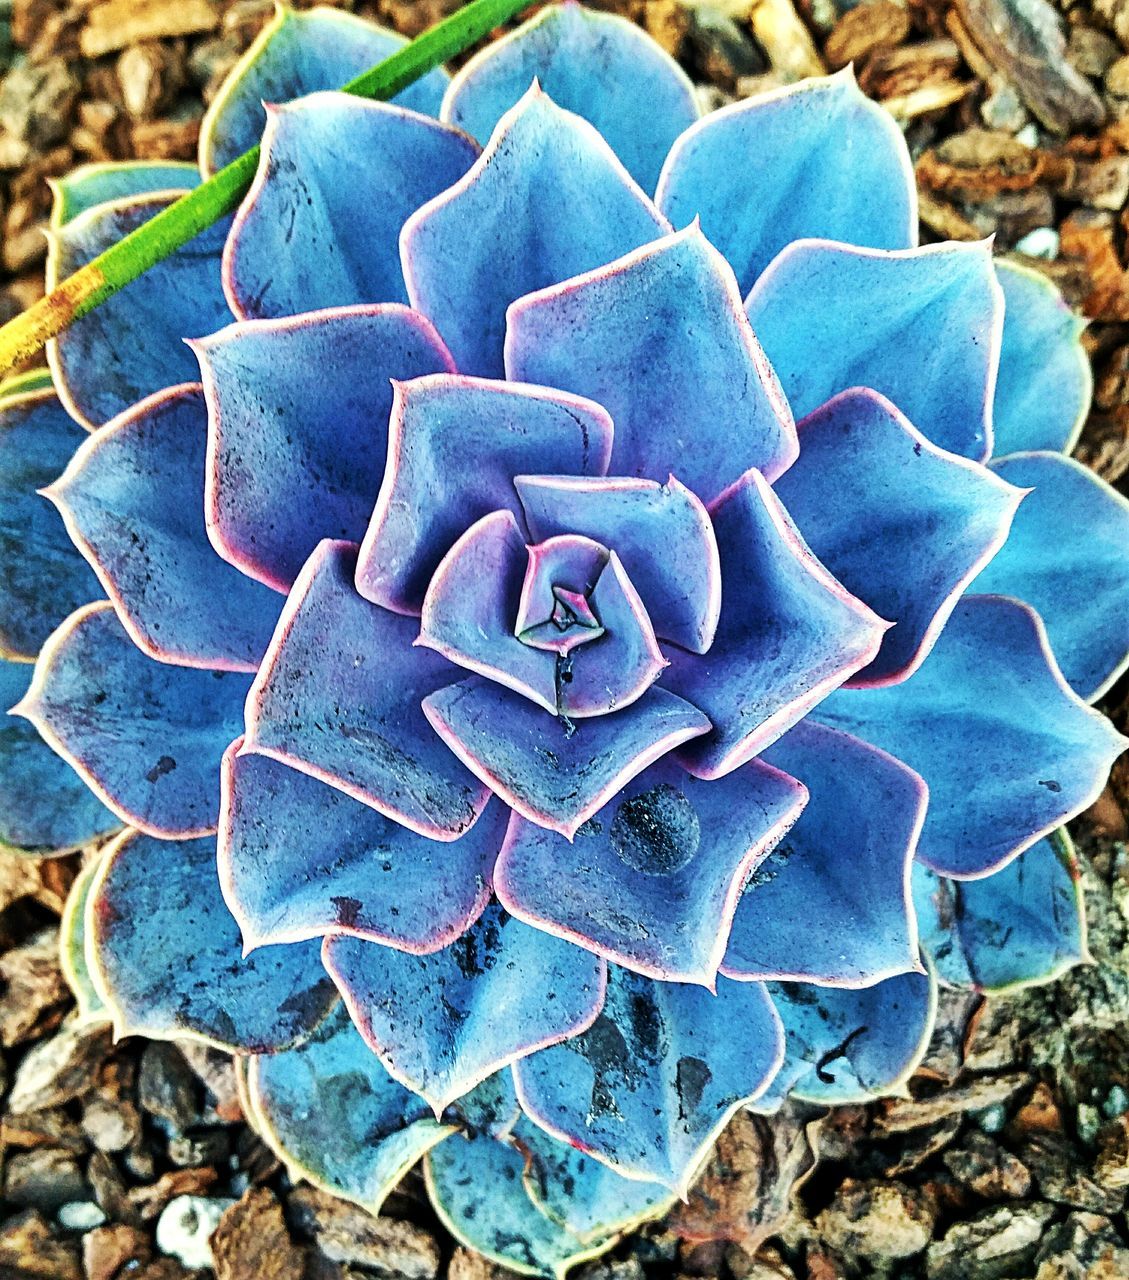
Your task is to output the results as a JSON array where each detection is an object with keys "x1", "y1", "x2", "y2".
[
  {"x1": 1015, "y1": 226, "x2": 1061, "y2": 257},
  {"x1": 925, "y1": 1202, "x2": 1057, "y2": 1280},
  {"x1": 942, "y1": 1130, "x2": 1033, "y2": 1199},
  {"x1": 816, "y1": 1178, "x2": 936, "y2": 1261},
  {"x1": 56, "y1": 1200, "x2": 106, "y2": 1230},
  {"x1": 155, "y1": 1195, "x2": 236, "y2": 1270}
]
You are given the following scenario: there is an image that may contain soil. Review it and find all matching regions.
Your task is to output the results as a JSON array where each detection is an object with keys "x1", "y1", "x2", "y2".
[{"x1": 2, "y1": 0, "x2": 1129, "y2": 1277}]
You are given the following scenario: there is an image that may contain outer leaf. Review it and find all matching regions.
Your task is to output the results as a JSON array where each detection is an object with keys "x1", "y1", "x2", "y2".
[
  {"x1": 225, "y1": 94, "x2": 479, "y2": 319},
  {"x1": 992, "y1": 259, "x2": 1091, "y2": 456},
  {"x1": 515, "y1": 1115, "x2": 675, "y2": 1245},
  {"x1": 357, "y1": 374, "x2": 612, "y2": 615},
  {"x1": 402, "y1": 84, "x2": 669, "y2": 377},
  {"x1": 0, "y1": 658, "x2": 120, "y2": 856},
  {"x1": 656, "y1": 69, "x2": 916, "y2": 295},
  {"x1": 219, "y1": 739, "x2": 504, "y2": 953},
  {"x1": 441, "y1": 1, "x2": 697, "y2": 193},
  {"x1": 913, "y1": 830, "x2": 1088, "y2": 993},
  {"x1": 514, "y1": 965, "x2": 783, "y2": 1194},
  {"x1": 244, "y1": 540, "x2": 491, "y2": 840},
  {"x1": 87, "y1": 829, "x2": 337, "y2": 1053},
  {"x1": 496, "y1": 755, "x2": 806, "y2": 985},
  {"x1": 47, "y1": 384, "x2": 281, "y2": 672},
  {"x1": 15, "y1": 603, "x2": 251, "y2": 838},
  {"x1": 977, "y1": 451, "x2": 1129, "y2": 701},
  {"x1": 506, "y1": 225, "x2": 797, "y2": 495},
  {"x1": 815, "y1": 596, "x2": 1127, "y2": 878},
  {"x1": 194, "y1": 305, "x2": 455, "y2": 593},
  {"x1": 199, "y1": 3, "x2": 449, "y2": 175},
  {"x1": 50, "y1": 160, "x2": 199, "y2": 227},
  {"x1": 759, "y1": 969, "x2": 936, "y2": 1107},
  {"x1": 663, "y1": 468, "x2": 888, "y2": 780},
  {"x1": 771, "y1": 388, "x2": 1023, "y2": 685},
  {"x1": 516, "y1": 474, "x2": 721, "y2": 654},
  {"x1": 745, "y1": 239, "x2": 1003, "y2": 461},
  {"x1": 422, "y1": 677, "x2": 710, "y2": 839},
  {"x1": 47, "y1": 195, "x2": 231, "y2": 428},
  {"x1": 246, "y1": 1003, "x2": 454, "y2": 1214},
  {"x1": 0, "y1": 388, "x2": 102, "y2": 660},
  {"x1": 59, "y1": 851, "x2": 110, "y2": 1023},
  {"x1": 323, "y1": 904, "x2": 607, "y2": 1113},
  {"x1": 722, "y1": 720, "x2": 925, "y2": 987},
  {"x1": 426, "y1": 1128, "x2": 618, "y2": 1279}
]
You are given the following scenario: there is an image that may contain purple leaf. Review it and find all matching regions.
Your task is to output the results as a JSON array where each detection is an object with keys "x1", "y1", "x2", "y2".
[
  {"x1": 656, "y1": 69, "x2": 917, "y2": 295},
  {"x1": 723, "y1": 720, "x2": 925, "y2": 987},
  {"x1": 47, "y1": 196, "x2": 231, "y2": 428},
  {"x1": 513, "y1": 965, "x2": 783, "y2": 1193},
  {"x1": 419, "y1": 511, "x2": 558, "y2": 713},
  {"x1": 745, "y1": 239, "x2": 1002, "y2": 461},
  {"x1": 199, "y1": 4, "x2": 449, "y2": 175},
  {"x1": 402, "y1": 84, "x2": 669, "y2": 377},
  {"x1": 246, "y1": 1004, "x2": 453, "y2": 1213},
  {"x1": 553, "y1": 551, "x2": 667, "y2": 718},
  {"x1": 219, "y1": 738, "x2": 505, "y2": 953},
  {"x1": 441, "y1": 1, "x2": 698, "y2": 193},
  {"x1": 357, "y1": 374, "x2": 612, "y2": 615},
  {"x1": 422, "y1": 676, "x2": 710, "y2": 839},
  {"x1": 816, "y1": 596, "x2": 1127, "y2": 878},
  {"x1": 506, "y1": 224, "x2": 797, "y2": 496},
  {"x1": 0, "y1": 657, "x2": 120, "y2": 857},
  {"x1": 913, "y1": 830, "x2": 1088, "y2": 993},
  {"x1": 244, "y1": 540, "x2": 491, "y2": 841},
  {"x1": 759, "y1": 970, "x2": 936, "y2": 1107},
  {"x1": 771, "y1": 388, "x2": 1024, "y2": 685},
  {"x1": 993, "y1": 260, "x2": 1091, "y2": 457},
  {"x1": 516, "y1": 474, "x2": 721, "y2": 654},
  {"x1": 496, "y1": 754, "x2": 806, "y2": 985},
  {"x1": 663, "y1": 468, "x2": 887, "y2": 780},
  {"x1": 16, "y1": 603, "x2": 251, "y2": 838},
  {"x1": 51, "y1": 160, "x2": 199, "y2": 226},
  {"x1": 323, "y1": 903, "x2": 607, "y2": 1113},
  {"x1": 46, "y1": 384, "x2": 281, "y2": 672},
  {"x1": 0, "y1": 386, "x2": 102, "y2": 660},
  {"x1": 87, "y1": 829, "x2": 337, "y2": 1053},
  {"x1": 225, "y1": 94, "x2": 479, "y2": 319},
  {"x1": 193, "y1": 305, "x2": 455, "y2": 593},
  {"x1": 977, "y1": 451, "x2": 1129, "y2": 701}
]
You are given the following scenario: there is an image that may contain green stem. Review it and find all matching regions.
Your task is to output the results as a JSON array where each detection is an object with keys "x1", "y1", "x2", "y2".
[{"x1": 0, "y1": 0, "x2": 530, "y2": 378}]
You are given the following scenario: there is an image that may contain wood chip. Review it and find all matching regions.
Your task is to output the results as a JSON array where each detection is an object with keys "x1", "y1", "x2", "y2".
[
  {"x1": 825, "y1": 1, "x2": 911, "y2": 70},
  {"x1": 211, "y1": 1188, "x2": 305, "y2": 1280},
  {"x1": 748, "y1": 0, "x2": 827, "y2": 79},
  {"x1": 672, "y1": 1104, "x2": 823, "y2": 1249},
  {"x1": 80, "y1": 0, "x2": 219, "y2": 59}
]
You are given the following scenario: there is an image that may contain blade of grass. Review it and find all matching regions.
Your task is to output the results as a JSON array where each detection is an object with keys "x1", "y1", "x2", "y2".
[{"x1": 0, "y1": 0, "x2": 530, "y2": 380}]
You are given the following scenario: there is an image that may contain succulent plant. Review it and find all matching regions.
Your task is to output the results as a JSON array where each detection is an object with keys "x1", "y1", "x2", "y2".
[{"x1": 4, "y1": 2, "x2": 1129, "y2": 1271}]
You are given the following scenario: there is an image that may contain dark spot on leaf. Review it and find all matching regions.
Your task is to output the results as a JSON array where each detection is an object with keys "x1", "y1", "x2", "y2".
[{"x1": 611, "y1": 783, "x2": 700, "y2": 875}]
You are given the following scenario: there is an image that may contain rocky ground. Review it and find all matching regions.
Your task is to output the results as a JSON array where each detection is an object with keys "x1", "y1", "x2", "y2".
[{"x1": 2, "y1": 0, "x2": 1129, "y2": 1276}]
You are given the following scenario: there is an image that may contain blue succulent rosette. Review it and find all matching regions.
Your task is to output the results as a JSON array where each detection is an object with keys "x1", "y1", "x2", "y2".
[{"x1": 6, "y1": 3, "x2": 1129, "y2": 1271}]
